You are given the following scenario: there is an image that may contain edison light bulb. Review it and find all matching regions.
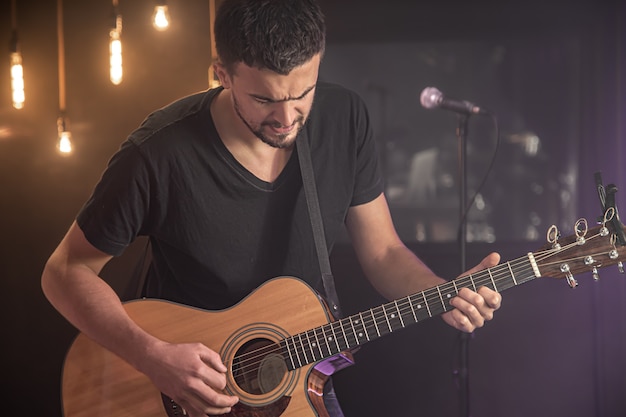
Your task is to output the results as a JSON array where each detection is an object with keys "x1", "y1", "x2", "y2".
[
  {"x1": 58, "y1": 131, "x2": 73, "y2": 154},
  {"x1": 10, "y1": 52, "x2": 25, "y2": 109},
  {"x1": 109, "y1": 29, "x2": 122, "y2": 85},
  {"x1": 57, "y1": 116, "x2": 73, "y2": 155},
  {"x1": 152, "y1": 5, "x2": 170, "y2": 31},
  {"x1": 109, "y1": 13, "x2": 123, "y2": 85}
]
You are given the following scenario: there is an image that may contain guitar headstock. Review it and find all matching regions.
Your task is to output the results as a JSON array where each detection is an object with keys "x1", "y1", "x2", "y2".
[{"x1": 533, "y1": 216, "x2": 626, "y2": 286}]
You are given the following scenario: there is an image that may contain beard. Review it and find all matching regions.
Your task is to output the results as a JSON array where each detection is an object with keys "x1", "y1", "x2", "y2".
[{"x1": 233, "y1": 96, "x2": 306, "y2": 149}]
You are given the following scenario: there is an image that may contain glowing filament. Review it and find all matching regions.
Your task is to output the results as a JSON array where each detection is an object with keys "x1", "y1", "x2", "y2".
[
  {"x1": 58, "y1": 131, "x2": 73, "y2": 154},
  {"x1": 152, "y1": 5, "x2": 170, "y2": 31},
  {"x1": 57, "y1": 117, "x2": 73, "y2": 155},
  {"x1": 109, "y1": 30, "x2": 123, "y2": 85},
  {"x1": 10, "y1": 52, "x2": 25, "y2": 109}
]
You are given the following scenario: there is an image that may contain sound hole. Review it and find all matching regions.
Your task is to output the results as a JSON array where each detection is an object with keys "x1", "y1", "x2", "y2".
[{"x1": 232, "y1": 338, "x2": 287, "y2": 395}]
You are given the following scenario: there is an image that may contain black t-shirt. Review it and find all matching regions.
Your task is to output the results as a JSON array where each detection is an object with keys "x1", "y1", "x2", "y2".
[{"x1": 77, "y1": 82, "x2": 383, "y2": 310}]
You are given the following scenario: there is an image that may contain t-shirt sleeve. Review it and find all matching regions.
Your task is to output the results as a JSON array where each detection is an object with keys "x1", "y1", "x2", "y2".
[
  {"x1": 76, "y1": 140, "x2": 153, "y2": 256},
  {"x1": 349, "y1": 91, "x2": 384, "y2": 207}
]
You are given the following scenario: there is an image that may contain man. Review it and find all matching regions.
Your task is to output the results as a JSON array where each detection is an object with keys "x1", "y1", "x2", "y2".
[{"x1": 41, "y1": 0, "x2": 501, "y2": 416}]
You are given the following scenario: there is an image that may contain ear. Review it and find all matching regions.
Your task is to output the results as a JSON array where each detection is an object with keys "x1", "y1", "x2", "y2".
[{"x1": 213, "y1": 63, "x2": 232, "y2": 89}]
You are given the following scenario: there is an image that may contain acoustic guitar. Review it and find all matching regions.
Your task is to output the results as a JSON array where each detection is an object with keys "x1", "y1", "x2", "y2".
[{"x1": 61, "y1": 217, "x2": 626, "y2": 417}]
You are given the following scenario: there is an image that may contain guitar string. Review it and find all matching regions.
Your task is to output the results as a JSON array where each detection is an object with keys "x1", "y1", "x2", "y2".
[
  {"x1": 228, "y1": 238, "x2": 607, "y2": 377},
  {"x1": 243, "y1": 224, "x2": 618, "y2": 371},
  {"x1": 229, "y1": 248, "x2": 592, "y2": 379},
  {"x1": 228, "y1": 231, "x2": 611, "y2": 378},
  {"x1": 228, "y1": 255, "x2": 539, "y2": 376}
]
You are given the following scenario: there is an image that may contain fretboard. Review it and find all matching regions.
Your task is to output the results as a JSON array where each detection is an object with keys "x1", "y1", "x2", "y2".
[{"x1": 280, "y1": 253, "x2": 539, "y2": 371}]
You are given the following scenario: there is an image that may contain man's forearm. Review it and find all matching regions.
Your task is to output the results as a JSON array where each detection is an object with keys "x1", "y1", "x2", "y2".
[{"x1": 360, "y1": 243, "x2": 445, "y2": 301}]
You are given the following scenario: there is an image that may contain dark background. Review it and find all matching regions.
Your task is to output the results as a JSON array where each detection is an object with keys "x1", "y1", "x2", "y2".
[{"x1": 1, "y1": 0, "x2": 625, "y2": 416}]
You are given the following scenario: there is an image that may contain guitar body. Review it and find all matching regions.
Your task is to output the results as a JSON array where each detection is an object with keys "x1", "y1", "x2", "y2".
[{"x1": 62, "y1": 277, "x2": 348, "y2": 417}]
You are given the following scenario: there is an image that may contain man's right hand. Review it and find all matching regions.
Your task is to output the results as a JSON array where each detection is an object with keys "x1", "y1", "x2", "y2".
[{"x1": 140, "y1": 341, "x2": 239, "y2": 416}]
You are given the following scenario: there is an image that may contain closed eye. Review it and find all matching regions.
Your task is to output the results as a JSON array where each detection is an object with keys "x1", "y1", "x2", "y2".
[{"x1": 250, "y1": 85, "x2": 316, "y2": 104}]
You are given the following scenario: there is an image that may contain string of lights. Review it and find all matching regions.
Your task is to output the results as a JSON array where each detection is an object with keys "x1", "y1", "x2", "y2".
[
  {"x1": 109, "y1": 0, "x2": 123, "y2": 85},
  {"x1": 6, "y1": 0, "x2": 222, "y2": 154},
  {"x1": 9, "y1": 0, "x2": 25, "y2": 110},
  {"x1": 56, "y1": 0, "x2": 72, "y2": 155},
  {"x1": 152, "y1": 0, "x2": 171, "y2": 31}
]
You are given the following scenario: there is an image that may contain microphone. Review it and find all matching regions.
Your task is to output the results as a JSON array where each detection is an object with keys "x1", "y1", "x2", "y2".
[{"x1": 420, "y1": 87, "x2": 488, "y2": 115}]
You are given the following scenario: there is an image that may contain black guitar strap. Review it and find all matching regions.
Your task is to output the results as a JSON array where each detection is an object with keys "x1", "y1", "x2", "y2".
[{"x1": 296, "y1": 131, "x2": 343, "y2": 319}]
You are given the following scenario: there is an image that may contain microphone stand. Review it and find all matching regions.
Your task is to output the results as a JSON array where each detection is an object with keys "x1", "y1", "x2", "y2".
[{"x1": 456, "y1": 113, "x2": 471, "y2": 417}]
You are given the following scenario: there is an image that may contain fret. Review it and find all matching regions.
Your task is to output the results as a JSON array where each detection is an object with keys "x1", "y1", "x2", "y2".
[
  {"x1": 337, "y1": 319, "x2": 351, "y2": 349},
  {"x1": 412, "y1": 297, "x2": 431, "y2": 321},
  {"x1": 382, "y1": 304, "x2": 393, "y2": 333},
  {"x1": 510, "y1": 259, "x2": 538, "y2": 287},
  {"x1": 507, "y1": 262, "x2": 518, "y2": 286},
  {"x1": 407, "y1": 294, "x2": 418, "y2": 323},
  {"x1": 379, "y1": 305, "x2": 394, "y2": 336},
  {"x1": 370, "y1": 308, "x2": 381, "y2": 337},
  {"x1": 314, "y1": 326, "x2": 332, "y2": 358},
  {"x1": 443, "y1": 283, "x2": 456, "y2": 309},
  {"x1": 297, "y1": 333, "x2": 309, "y2": 364},
  {"x1": 343, "y1": 317, "x2": 360, "y2": 348},
  {"x1": 348, "y1": 315, "x2": 361, "y2": 346},
  {"x1": 487, "y1": 269, "x2": 498, "y2": 292},
  {"x1": 388, "y1": 302, "x2": 404, "y2": 331},
  {"x1": 283, "y1": 338, "x2": 297, "y2": 370},
  {"x1": 451, "y1": 279, "x2": 459, "y2": 295},
  {"x1": 394, "y1": 300, "x2": 406, "y2": 328},
  {"x1": 469, "y1": 274, "x2": 477, "y2": 292},
  {"x1": 289, "y1": 336, "x2": 303, "y2": 368},
  {"x1": 307, "y1": 329, "x2": 324, "y2": 359},
  {"x1": 363, "y1": 309, "x2": 380, "y2": 339},
  {"x1": 332, "y1": 321, "x2": 349, "y2": 351},
  {"x1": 358, "y1": 312, "x2": 370, "y2": 341},
  {"x1": 369, "y1": 306, "x2": 382, "y2": 336},
  {"x1": 292, "y1": 336, "x2": 303, "y2": 368},
  {"x1": 305, "y1": 330, "x2": 319, "y2": 362},
  {"x1": 328, "y1": 322, "x2": 341, "y2": 353},
  {"x1": 380, "y1": 303, "x2": 402, "y2": 333},
  {"x1": 317, "y1": 326, "x2": 330, "y2": 356},
  {"x1": 436, "y1": 286, "x2": 447, "y2": 312},
  {"x1": 422, "y1": 291, "x2": 432, "y2": 317},
  {"x1": 311, "y1": 328, "x2": 324, "y2": 359}
]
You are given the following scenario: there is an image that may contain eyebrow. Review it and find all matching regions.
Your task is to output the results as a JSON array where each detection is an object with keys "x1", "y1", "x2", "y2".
[{"x1": 250, "y1": 84, "x2": 316, "y2": 103}]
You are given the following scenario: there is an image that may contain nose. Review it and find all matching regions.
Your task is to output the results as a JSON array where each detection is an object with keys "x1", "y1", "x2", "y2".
[{"x1": 271, "y1": 101, "x2": 299, "y2": 127}]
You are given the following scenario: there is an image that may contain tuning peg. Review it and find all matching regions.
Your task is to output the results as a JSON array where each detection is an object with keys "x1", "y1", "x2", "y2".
[
  {"x1": 584, "y1": 257, "x2": 600, "y2": 281},
  {"x1": 566, "y1": 274, "x2": 578, "y2": 288},
  {"x1": 575, "y1": 218, "x2": 588, "y2": 245},
  {"x1": 592, "y1": 267, "x2": 600, "y2": 281},
  {"x1": 561, "y1": 264, "x2": 578, "y2": 288},
  {"x1": 619, "y1": 261, "x2": 625, "y2": 274},
  {"x1": 547, "y1": 225, "x2": 561, "y2": 249}
]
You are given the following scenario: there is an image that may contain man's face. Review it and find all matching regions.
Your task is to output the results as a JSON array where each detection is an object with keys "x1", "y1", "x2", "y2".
[{"x1": 217, "y1": 54, "x2": 321, "y2": 149}]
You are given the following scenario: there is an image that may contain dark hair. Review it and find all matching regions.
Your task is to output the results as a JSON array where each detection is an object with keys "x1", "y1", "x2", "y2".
[{"x1": 214, "y1": 0, "x2": 326, "y2": 75}]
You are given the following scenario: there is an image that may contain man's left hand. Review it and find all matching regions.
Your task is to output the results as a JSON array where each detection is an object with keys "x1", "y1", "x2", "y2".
[{"x1": 442, "y1": 252, "x2": 502, "y2": 332}]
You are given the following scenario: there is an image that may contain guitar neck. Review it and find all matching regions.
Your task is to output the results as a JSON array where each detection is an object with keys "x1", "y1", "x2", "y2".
[{"x1": 281, "y1": 253, "x2": 540, "y2": 370}]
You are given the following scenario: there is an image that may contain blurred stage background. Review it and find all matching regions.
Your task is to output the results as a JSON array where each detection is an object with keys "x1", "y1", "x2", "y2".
[{"x1": 1, "y1": 0, "x2": 624, "y2": 416}]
